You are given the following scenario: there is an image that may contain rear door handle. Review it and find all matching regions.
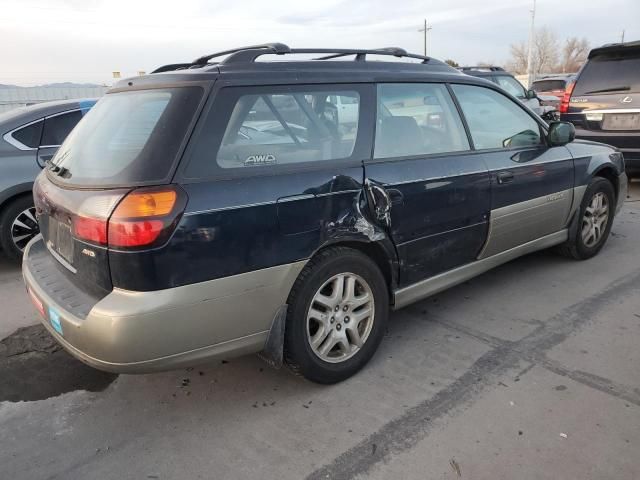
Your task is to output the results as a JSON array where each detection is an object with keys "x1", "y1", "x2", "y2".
[{"x1": 497, "y1": 171, "x2": 515, "y2": 184}]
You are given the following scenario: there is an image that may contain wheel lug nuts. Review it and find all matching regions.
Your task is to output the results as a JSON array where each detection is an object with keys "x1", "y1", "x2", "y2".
[
  {"x1": 330, "y1": 317, "x2": 335, "y2": 323},
  {"x1": 334, "y1": 305, "x2": 339, "y2": 312},
  {"x1": 344, "y1": 316, "x2": 350, "y2": 323},
  {"x1": 336, "y1": 324, "x2": 342, "y2": 331},
  {"x1": 343, "y1": 305, "x2": 348, "y2": 311}
]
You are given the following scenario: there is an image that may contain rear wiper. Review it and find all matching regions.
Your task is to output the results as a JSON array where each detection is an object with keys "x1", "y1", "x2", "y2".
[
  {"x1": 583, "y1": 86, "x2": 630, "y2": 94},
  {"x1": 44, "y1": 159, "x2": 68, "y2": 177}
]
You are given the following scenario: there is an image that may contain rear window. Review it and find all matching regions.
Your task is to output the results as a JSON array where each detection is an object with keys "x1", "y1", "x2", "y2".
[
  {"x1": 532, "y1": 79, "x2": 567, "y2": 91},
  {"x1": 49, "y1": 87, "x2": 202, "y2": 186},
  {"x1": 574, "y1": 53, "x2": 640, "y2": 95}
]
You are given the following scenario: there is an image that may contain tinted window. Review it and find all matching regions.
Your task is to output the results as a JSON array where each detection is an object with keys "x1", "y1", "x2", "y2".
[
  {"x1": 494, "y1": 76, "x2": 527, "y2": 98},
  {"x1": 42, "y1": 110, "x2": 83, "y2": 146},
  {"x1": 214, "y1": 89, "x2": 359, "y2": 169},
  {"x1": 374, "y1": 83, "x2": 469, "y2": 159},
  {"x1": 50, "y1": 87, "x2": 202, "y2": 186},
  {"x1": 573, "y1": 53, "x2": 640, "y2": 95},
  {"x1": 452, "y1": 85, "x2": 542, "y2": 149},
  {"x1": 11, "y1": 120, "x2": 43, "y2": 148},
  {"x1": 532, "y1": 79, "x2": 567, "y2": 91}
]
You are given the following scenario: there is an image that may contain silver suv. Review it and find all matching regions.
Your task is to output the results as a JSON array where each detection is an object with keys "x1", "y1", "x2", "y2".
[{"x1": 0, "y1": 99, "x2": 95, "y2": 260}]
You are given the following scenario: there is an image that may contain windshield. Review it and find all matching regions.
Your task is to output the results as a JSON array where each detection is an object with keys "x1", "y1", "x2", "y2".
[
  {"x1": 495, "y1": 76, "x2": 527, "y2": 99},
  {"x1": 573, "y1": 53, "x2": 640, "y2": 95},
  {"x1": 49, "y1": 87, "x2": 202, "y2": 186}
]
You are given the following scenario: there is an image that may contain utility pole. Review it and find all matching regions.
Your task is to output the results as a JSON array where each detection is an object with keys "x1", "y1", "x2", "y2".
[
  {"x1": 621, "y1": 29, "x2": 625, "y2": 43},
  {"x1": 418, "y1": 19, "x2": 432, "y2": 56},
  {"x1": 526, "y1": 0, "x2": 536, "y2": 87}
]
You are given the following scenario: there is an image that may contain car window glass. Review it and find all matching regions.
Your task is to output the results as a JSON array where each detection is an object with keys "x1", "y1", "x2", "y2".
[
  {"x1": 41, "y1": 110, "x2": 83, "y2": 146},
  {"x1": 374, "y1": 83, "x2": 469, "y2": 159},
  {"x1": 452, "y1": 84, "x2": 542, "y2": 150},
  {"x1": 573, "y1": 53, "x2": 640, "y2": 95},
  {"x1": 216, "y1": 89, "x2": 359, "y2": 168},
  {"x1": 11, "y1": 120, "x2": 43, "y2": 148},
  {"x1": 532, "y1": 80, "x2": 567, "y2": 91},
  {"x1": 495, "y1": 76, "x2": 527, "y2": 98}
]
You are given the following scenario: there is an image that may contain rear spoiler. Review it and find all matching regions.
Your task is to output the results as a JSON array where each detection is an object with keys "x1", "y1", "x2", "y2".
[{"x1": 589, "y1": 40, "x2": 640, "y2": 59}]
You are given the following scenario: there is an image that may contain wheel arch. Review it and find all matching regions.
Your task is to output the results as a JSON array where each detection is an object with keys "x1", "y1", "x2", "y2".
[{"x1": 592, "y1": 165, "x2": 619, "y2": 201}]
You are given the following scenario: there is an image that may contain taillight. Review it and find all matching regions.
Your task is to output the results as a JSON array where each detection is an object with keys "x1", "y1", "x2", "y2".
[
  {"x1": 559, "y1": 81, "x2": 575, "y2": 114},
  {"x1": 108, "y1": 188, "x2": 184, "y2": 249},
  {"x1": 70, "y1": 187, "x2": 186, "y2": 249}
]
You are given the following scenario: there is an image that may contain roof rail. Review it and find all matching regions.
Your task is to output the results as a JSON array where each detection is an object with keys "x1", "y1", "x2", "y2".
[
  {"x1": 152, "y1": 43, "x2": 433, "y2": 73},
  {"x1": 459, "y1": 66, "x2": 505, "y2": 72},
  {"x1": 224, "y1": 46, "x2": 430, "y2": 64}
]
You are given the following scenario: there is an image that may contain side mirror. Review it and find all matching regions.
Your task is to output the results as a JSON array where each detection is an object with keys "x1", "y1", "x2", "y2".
[
  {"x1": 525, "y1": 89, "x2": 537, "y2": 100},
  {"x1": 548, "y1": 121, "x2": 575, "y2": 146}
]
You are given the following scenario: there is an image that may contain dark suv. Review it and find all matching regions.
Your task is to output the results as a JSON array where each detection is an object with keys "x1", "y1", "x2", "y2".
[
  {"x1": 560, "y1": 41, "x2": 640, "y2": 177},
  {"x1": 23, "y1": 44, "x2": 627, "y2": 384}
]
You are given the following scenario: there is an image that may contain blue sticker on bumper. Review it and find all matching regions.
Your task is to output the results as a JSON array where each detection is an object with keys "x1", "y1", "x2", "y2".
[{"x1": 49, "y1": 308, "x2": 63, "y2": 336}]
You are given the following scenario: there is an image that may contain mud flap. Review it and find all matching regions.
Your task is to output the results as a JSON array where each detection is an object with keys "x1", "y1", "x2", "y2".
[{"x1": 258, "y1": 304, "x2": 288, "y2": 369}]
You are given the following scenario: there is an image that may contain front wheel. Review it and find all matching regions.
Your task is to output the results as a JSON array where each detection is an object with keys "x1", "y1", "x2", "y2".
[
  {"x1": 284, "y1": 247, "x2": 389, "y2": 384},
  {"x1": 558, "y1": 177, "x2": 615, "y2": 260}
]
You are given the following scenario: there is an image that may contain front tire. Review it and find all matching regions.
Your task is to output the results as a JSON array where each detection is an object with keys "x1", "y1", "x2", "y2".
[
  {"x1": 558, "y1": 177, "x2": 615, "y2": 260},
  {"x1": 284, "y1": 247, "x2": 389, "y2": 384},
  {"x1": 0, "y1": 196, "x2": 39, "y2": 262}
]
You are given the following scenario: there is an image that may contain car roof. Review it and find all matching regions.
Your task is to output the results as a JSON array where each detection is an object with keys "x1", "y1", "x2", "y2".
[
  {"x1": 111, "y1": 43, "x2": 486, "y2": 91},
  {"x1": 589, "y1": 40, "x2": 640, "y2": 59},
  {"x1": 0, "y1": 98, "x2": 97, "y2": 133}
]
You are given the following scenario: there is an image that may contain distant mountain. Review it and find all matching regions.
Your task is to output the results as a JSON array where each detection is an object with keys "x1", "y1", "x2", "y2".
[{"x1": 0, "y1": 82, "x2": 103, "y2": 89}]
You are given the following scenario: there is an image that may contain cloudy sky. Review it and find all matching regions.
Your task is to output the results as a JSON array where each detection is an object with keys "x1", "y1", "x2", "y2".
[{"x1": 1, "y1": 0, "x2": 638, "y2": 85}]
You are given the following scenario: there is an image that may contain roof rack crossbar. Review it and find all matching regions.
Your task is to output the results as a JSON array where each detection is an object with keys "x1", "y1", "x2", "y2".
[
  {"x1": 192, "y1": 42, "x2": 291, "y2": 66},
  {"x1": 459, "y1": 66, "x2": 505, "y2": 72},
  {"x1": 222, "y1": 47, "x2": 430, "y2": 65}
]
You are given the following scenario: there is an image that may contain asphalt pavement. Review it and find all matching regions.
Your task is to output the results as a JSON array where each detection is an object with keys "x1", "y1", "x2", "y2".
[{"x1": 1, "y1": 182, "x2": 639, "y2": 480}]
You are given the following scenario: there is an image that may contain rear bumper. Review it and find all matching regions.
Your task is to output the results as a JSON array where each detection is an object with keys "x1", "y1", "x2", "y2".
[
  {"x1": 22, "y1": 236, "x2": 305, "y2": 373},
  {"x1": 573, "y1": 128, "x2": 640, "y2": 175}
]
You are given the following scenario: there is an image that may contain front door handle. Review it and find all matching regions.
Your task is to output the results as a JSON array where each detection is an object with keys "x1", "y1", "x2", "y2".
[{"x1": 497, "y1": 171, "x2": 515, "y2": 184}]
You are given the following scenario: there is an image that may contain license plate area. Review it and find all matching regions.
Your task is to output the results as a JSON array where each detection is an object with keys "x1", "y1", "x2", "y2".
[
  {"x1": 47, "y1": 216, "x2": 74, "y2": 264},
  {"x1": 603, "y1": 113, "x2": 640, "y2": 131}
]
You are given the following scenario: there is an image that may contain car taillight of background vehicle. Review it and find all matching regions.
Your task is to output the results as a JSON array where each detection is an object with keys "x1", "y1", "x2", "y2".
[
  {"x1": 559, "y1": 82, "x2": 575, "y2": 114},
  {"x1": 72, "y1": 186, "x2": 187, "y2": 250}
]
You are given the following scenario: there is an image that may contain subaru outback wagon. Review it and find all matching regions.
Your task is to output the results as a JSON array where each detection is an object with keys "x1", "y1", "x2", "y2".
[{"x1": 23, "y1": 44, "x2": 627, "y2": 384}]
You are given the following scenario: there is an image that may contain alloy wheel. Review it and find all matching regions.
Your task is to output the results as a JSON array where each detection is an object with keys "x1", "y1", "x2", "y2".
[
  {"x1": 11, "y1": 207, "x2": 39, "y2": 252},
  {"x1": 581, "y1": 192, "x2": 609, "y2": 248}
]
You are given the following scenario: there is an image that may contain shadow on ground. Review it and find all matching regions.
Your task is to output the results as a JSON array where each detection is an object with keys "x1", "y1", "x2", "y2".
[{"x1": 0, "y1": 325, "x2": 117, "y2": 402}]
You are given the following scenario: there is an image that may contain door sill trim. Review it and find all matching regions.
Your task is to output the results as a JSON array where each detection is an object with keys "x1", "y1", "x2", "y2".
[{"x1": 393, "y1": 230, "x2": 568, "y2": 309}]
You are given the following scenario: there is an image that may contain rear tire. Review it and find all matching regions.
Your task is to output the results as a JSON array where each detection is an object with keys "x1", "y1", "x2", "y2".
[
  {"x1": 558, "y1": 177, "x2": 615, "y2": 260},
  {"x1": 0, "y1": 196, "x2": 39, "y2": 262},
  {"x1": 284, "y1": 247, "x2": 389, "y2": 384}
]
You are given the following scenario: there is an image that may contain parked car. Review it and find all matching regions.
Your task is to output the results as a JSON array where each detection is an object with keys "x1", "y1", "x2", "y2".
[
  {"x1": 560, "y1": 41, "x2": 640, "y2": 178},
  {"x1": 23, "y1": 44, "x2": 627, "y2": 384},
  {"x1": 0, "y1": 99, "x2": 96, "y2": 261},
  {"x1": 531, "y1": 74, "x2": 576, "y2": 108},
  {"x1": 459, "y1": 66, "x2": 558, "y2": 120}
]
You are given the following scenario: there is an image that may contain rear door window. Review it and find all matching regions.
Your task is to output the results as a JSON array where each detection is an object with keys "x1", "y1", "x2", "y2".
[
  {"x1": 573, "y1": 53, "x2": 640, "y2": 95},
  {"x1": 452, "y1": 84, "x2": 542, "y2": 149},
  {"x1": 49, "y1": 87, "x2": 203, "y2": 186},
  {"x1": 374, "y1": 83, "x2": 469, "y2": 159},
  {"x1": 41, "y1": 110, "x2": 83, "y2": 146},
  {"x1": 217, "y1": 90, "x2": 359, "y2": 168}
]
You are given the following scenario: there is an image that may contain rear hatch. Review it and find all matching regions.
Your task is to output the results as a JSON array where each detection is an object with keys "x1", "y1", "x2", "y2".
[
  {"x1": 34, "y1": 86, "x2": 203, "y2": 295},
  {"x1": 563, "y1": 46, "x2": 640, "y2": 133}
]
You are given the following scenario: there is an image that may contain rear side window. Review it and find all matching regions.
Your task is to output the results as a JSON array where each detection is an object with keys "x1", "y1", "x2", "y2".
[
  {"x1": 50, "y1": 87, "x2": 203, "y2": 186},
  {"x1": 573, "y1": 53, "x2": 640, "y2": 95},
  {"x1": 42, "y1": 110, "x2": 83, "y2": 146},
  {"x1": 11, "y1": 121, "x2": 43, "y2": 148},
  {"x1": 215, "y1": 89, "x2": 359, "y2": 169},
  {"x1": 374, "y1": 83, "x2": 469, "y2": 159},
  {"x1": 452, "y1": 84, "x2": 542, "y2": 150}
]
